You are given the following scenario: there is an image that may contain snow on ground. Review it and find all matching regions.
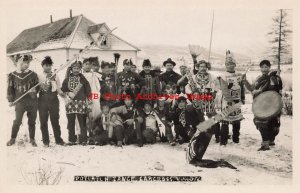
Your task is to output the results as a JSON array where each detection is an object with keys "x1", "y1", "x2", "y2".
[{"x1": 5, "y1": 94, "x2": 292, "y2": 185}]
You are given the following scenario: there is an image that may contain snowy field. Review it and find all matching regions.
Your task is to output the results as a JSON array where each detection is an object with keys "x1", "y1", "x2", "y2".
[{"x1": 4, "y1": 93, "x2": 293, "y2": 185}]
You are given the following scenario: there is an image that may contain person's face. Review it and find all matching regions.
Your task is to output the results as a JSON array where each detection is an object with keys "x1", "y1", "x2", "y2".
[
  {"x1": 72, "y1": 66, "x2": 81, "y2": 75},
  {"x1": 93, "y1": 65, "x2": 100, "y2": 72},
  {"x1": 165, "y1": 84, "x2": 176, "y2": 94},
  {"x1": 109, "y1": 66, "x2": 116, "y2": 75},
  {"x1": 199, "y1": 63, "x2": 207, "y2": 73},
  {"x1": 180, "y1": 67, "x2": 187, "y2": 75},
  {"x1": 158, "y1": 100, "x2": 165, "y2": 107},
  {"x1": 225, "y1": 62, "x2": 236, "y2": 72},
  {"x1": 180, "y1": 86, "x2": 185, "y2": 93},
  {"x1": 165, "y1": 63, "x2": 174, "y2": 71},
  {"x1": 143, "y1": 66, "x2": 151, "y2": 73},
  {"x1": 83, "y1": 62, "x2": 92, "y2": 72},
  {"x1": 42, "y1": 64, "x2": 52, "y2": 73},
  {"x1": 260, "y1": 64, "x2": 271, "y2": 75},
  {"x1": 124, "y1": 64, "x2": 131, "y2": 71},
  {"x1": 178, "y1": 101, "x2": 186, "y2": 109},
  {"x1": 102, "y1": 106, "x2": 110, "y2": 115},
  {"x1": 102, "y1": 66, "x2": 110, "y2": 75},
  {"x1": 131, "y1": 67, "x2": 137, "y2": 72},
  {"x1": 124, "y1": 98, "x2": 133, "y2": 107},
  {"x1": 18, "y1": 60, "x2": 30, "y2": 71},
  {"x1": 144, "y1": 104, "x2": 152, "y2": 113},
  {"x1": 192, "y1": 92, "x2": 201, "y2": 107}
]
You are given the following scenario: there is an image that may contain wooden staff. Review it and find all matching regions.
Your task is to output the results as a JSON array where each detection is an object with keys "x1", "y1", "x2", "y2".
[
  {"x1": 113, "y1": 53, "x2": 121, "y2": 95},
  {"x1": 208, "y1": 10, "x2": 215, "y2": 64},
  {"x1": 9, "y1": 27, "x2": 117, "y2": 106}
]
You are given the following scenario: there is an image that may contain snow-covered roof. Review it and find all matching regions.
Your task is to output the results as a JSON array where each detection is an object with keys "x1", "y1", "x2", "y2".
[{"x1": 7, "y1": 15, "x2": 140, "y2": 55}]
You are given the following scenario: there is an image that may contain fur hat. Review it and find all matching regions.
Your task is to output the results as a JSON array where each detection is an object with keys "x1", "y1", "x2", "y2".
[
  {"x1": 90, "y1": 57, "x2": 100, "y2": 66},
  {"x1": 177, "y1": 95, "x2": 187, "y2": 103},
  {"x1": 15, "y1": 54, "x2": 33, "y2": 63},
  {"x1": 142, "y1": 59, "x2": 152, "y2": 67},
  {"x1": 101, "y1": 61, "x2": 110, "y2": 69},
  {"x1": 197, "y1": 60, "x2": 211, "y2": 70},
  {"x1": 82, "y1": 58, "x2": 90, "y2": 64},
  {"x1": 41, "y1": 56, "x2": 53, "y2": 66},
  {"x1": 259, "y1": 60, "x2": 271, "y2": 67},
  {"x1": 123, "y1": 59, "x2": 133, "y2": 66},
  {"x1": 109, "y1": 62, "x2": 116, "y2": 68},
  {"x1": 163, "y1": 58, "x2": 176, "y2": 67},
  {"x1": 143, "y1": 100, "x2": 154, "y2": 108},
  {"x1": 71, "y1": 61, "x2": 82, "y2": 68}
]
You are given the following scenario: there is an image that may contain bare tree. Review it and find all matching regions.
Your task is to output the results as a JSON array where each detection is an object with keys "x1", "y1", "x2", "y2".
[{"x1": 267, "y1": 9, "x2": 292, "y2": 73}]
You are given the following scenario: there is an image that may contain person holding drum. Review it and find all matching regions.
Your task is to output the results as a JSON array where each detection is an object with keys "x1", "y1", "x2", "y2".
[{"x1": 242, "y1": 60, "x2": 283, "y2": 151}]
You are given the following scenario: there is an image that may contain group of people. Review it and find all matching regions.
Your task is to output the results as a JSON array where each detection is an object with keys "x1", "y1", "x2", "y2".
[{"x1": 6, "y1": 50, "x2": 283, "y2": 153}]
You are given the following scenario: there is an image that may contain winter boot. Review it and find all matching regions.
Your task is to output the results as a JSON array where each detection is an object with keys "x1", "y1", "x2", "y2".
[
  {"x1": 269, "y1": 141, "x2": 276, "y2": 146},
  {"x1": 30, "y1": 139, "x2": 37, "y2": 147},
  {"x1": 258, "y1": 141, "x2": 270, "y2": 151},
  {"x1": 6, "y1": 138, "x2": 16, "y2": 146},
  {"x1": 169, "y1": 140, "x2": 176, "y2": 146},
  {"x1": 137, "y1": 139, "x2": 143, "y2": 147},
  {"x1": 117, "y1": 141, "x2": 123, "y2": 147},
  {"x1": 56, "y1": 140, "x2": 66, "y2": 146}
]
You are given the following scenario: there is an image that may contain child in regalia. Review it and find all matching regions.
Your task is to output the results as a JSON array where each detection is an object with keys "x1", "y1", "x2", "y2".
[
  {"x1": 81, "y1": 57, "x2": 102, "y2": 142},
  {"x1": 38, "y1": 56, "x2": 65, "y2": 147},
  {"x1": 7, "y1": 55, "x2": 39, "y2": 146},
  {"x1": 61, "y1": 61, "x2": 91, "y2": 145}
]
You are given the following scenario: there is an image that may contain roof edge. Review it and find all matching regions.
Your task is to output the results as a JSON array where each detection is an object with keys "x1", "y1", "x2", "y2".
[
  {"x1": 66, "y1": 15, "x2": 83, "y2": 48},
  {"x1": 111, "y1": 34, "x2": 141, "y2": 51}
]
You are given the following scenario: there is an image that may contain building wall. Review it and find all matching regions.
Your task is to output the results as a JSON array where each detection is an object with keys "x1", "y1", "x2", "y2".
[
  {"x1": 6, "y1": 49, "x2": 68, "y2": 81},
  {"x1": 68, "y1": 49, "x2": 138, "y2": 71},
  {"x1": 7, "y1": 48, "x2": 138, "y2": 82}
]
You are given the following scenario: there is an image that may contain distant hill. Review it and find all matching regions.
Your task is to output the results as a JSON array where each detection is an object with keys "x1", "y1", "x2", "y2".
[{"x1": 136, "y1": 44, "x2": 252, "y2": 71}]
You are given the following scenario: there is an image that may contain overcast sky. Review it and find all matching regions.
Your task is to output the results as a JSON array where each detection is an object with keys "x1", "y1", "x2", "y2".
[{"x1": 3, "y1": 0, "x2": 293, "y2": 58}]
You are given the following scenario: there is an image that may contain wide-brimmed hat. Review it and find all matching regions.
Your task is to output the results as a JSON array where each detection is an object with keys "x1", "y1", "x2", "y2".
[{"x1": 163, "y1": 58, "x2": 176, "y2": 67}]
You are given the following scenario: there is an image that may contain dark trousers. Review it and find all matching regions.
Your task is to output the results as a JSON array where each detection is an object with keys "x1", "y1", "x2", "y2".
[
  {"x1": 175, "y1": 125, "x2": 191, "y2": 142},
  {"x1": 187, "y1": 123, "x2": 218, "y2": 162},
  {"x1": 11, "y1": 99, "x2": 37, "y2": 139},
  {"x1": 38, "y1": 94, "x2": 63, "y2": 144},
  {"x1": 92, "y1": 130, "x2": 109, "y2": 145},
  {"x1": 220, "y1": 121, "x2": 241, "y2": 145},
  {"x1": 124, "y1": 121, "x2": 143, "y2": 144},
  {"x1": 67, "y1": 113, "x2": 87, "y2": 143},
  {"x1": 254, "y1": 116, "x2": 280, "y2": 142},
  {"x1": 112, "y1": 125, "x2": 124, "y2": 142}
]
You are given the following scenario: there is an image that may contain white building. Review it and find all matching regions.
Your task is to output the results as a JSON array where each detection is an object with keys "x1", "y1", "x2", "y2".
[{"x1": 7, "y1": 13, "x2": 140, "y2": 76}]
